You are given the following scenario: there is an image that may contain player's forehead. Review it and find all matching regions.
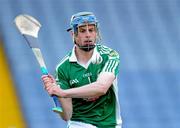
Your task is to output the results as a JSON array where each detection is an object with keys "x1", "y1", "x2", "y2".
[{"x1": 78, "y1": 23, "x2": 95, "y2": 29}]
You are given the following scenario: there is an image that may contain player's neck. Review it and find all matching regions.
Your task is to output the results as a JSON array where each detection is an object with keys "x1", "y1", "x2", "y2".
[{"x1": 75, "y1": 46, "x2": 93, "y2": 64}]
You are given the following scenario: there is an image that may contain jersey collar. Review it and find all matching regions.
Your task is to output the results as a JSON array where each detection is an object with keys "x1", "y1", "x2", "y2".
[
  {"x1": 69, "y1": 46, "x2": 77, "y2": 62},
  {"x1": 69, "y1": 45, "x2": 99, "y2": 63}
]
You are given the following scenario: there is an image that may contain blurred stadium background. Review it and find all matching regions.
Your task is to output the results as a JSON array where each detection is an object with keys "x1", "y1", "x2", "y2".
[{"x1": 0, "y1": 0, "x2": 180, "y2": 128}]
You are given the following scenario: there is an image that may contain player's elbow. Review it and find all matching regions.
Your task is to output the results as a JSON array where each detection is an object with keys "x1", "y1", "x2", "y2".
[
  {"x1": 61, "y1": 114, "x2": 71, "y2": 121},
  {"x1": 59, "y1": 111, "x2": 72, "y2": 121},
  {"x1": 97, "y1": 83, "x2": 109, "y2": 96},
  {"x1": 62, "y1": 116, "x2": 70, "y2": 121},
  {"x1": 95, "y1": 72, "x2": 115, "y2": 96}
]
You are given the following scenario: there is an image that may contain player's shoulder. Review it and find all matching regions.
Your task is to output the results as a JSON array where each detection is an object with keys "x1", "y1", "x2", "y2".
[
  {"x1": 55, "y1": 52, "x2": 71, "y2": 71},
  {"x1": 96, "y1": 44, "x2": 119, "y2": 57}
]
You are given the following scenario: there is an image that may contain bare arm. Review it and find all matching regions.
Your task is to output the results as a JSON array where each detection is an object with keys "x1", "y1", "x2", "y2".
[
  {"x1": 42, "y1": 72, "x2": 115, "y2": 119},
  {"x1": 62, "y1": 72, "x2": 115, "y2": 98},
  {"x1": 41, "y1": 75, "x2": 72, "y2": 121},
  {"x1": 58, "y1": 97, "x2": 72, "y2": 121},
  {"x1": 45, "y1": 72, "x2": 115, "y2": 98}
]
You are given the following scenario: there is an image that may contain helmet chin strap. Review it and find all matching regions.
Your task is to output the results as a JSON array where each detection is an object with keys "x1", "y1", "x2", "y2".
[{"x1": 76, "y1": 43, "x2": 96, "y2": 52}]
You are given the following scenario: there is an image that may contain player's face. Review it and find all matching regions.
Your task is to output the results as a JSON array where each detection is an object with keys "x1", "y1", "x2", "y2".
[{"x1": 75, "y1": 24, "x2": 97, "y2": 46}]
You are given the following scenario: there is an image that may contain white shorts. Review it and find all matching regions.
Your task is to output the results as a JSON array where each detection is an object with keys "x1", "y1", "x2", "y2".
[
  {"x1": 67, "y1": 120, "x2": 122, "y2": 128},
  {"x1": 67, "y1": 120, "x2": 97, "y2": 128}
]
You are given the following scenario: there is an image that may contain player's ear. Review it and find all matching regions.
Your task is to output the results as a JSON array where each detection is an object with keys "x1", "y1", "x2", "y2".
[
  {"x1": 70, "y1": 31, "x2": 76, "y2": 44},
  {"x1": 69, "y1": 31, "x2": 73, "y2": 37}
]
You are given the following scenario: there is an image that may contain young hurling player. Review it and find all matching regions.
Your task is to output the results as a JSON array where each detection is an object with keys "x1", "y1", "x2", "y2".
[{"x1": 42, "y1": 12, "x2": 122, "y2": 128}]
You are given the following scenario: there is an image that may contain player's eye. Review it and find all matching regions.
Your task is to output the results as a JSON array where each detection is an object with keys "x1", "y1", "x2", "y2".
[
  {"x1": 79, "y1": 29, "x2": 86, "y2": 33},
  {"x1": 88, "y1": 28, "x2": 95, "y2": 33}
]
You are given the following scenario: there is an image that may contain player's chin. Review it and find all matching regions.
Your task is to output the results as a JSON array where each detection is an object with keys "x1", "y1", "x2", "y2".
[{"x1": 83, "y1": 41, "x2": 95, "y2": 46}]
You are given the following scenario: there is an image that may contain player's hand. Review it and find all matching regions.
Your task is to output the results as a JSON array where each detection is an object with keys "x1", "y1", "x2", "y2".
[
  {"x1": 41, "y1": 74, "x2": 65, "y2": 97},
  {"x1": 41, "y1": 74, "x2": 56, "y2": 89}
]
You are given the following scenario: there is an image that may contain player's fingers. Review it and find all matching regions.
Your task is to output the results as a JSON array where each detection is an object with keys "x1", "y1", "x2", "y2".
[
  {"x1": 47, "y1": 85, "x2": 61, "y2": 97},
  {"x1": 46, "y1": 84, "x2": 57, "y2": 95},
  {"x1": 44, "y1": 83, "x2": 53, "y2": 90},
  {"x1": 42, "y1": 80, "x2": 51, "y2": 87},
  {"x1": 42, "y1": 74, "x2": 55, "y2": 83},
  {"x1": 48, "y1": 74, "x2": 56, "y2": 83},
  {"x1": 42, "y1": 76, "x2": 53, "y2": 84},
  {"x1": 41, "y1": 76, "x2": 50, "y2": 84},
  {"x1": 41, "y1": 75, "x2": 49, "y2": 79}
]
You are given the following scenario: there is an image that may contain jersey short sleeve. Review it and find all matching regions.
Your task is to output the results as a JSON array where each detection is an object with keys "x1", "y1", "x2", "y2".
[{"x1": 101, "y1": 49, "x2": 120, "y2": 76}]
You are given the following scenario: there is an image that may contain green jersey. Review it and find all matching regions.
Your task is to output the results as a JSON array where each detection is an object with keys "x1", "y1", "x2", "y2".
[{"x1": 55, "y1": 44, "x2": 122, "y2": 128}]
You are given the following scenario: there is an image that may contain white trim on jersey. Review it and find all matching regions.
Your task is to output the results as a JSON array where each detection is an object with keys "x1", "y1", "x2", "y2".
[
  {"x1": 113, "y1": 78, "x2": 123, "y2": 126},
  {"x1": 69, "y1": 46, "x2": 77, "y2": 62},
  {"x1": 69, "y1": 45, "x2": 100, "y2": 69}
]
